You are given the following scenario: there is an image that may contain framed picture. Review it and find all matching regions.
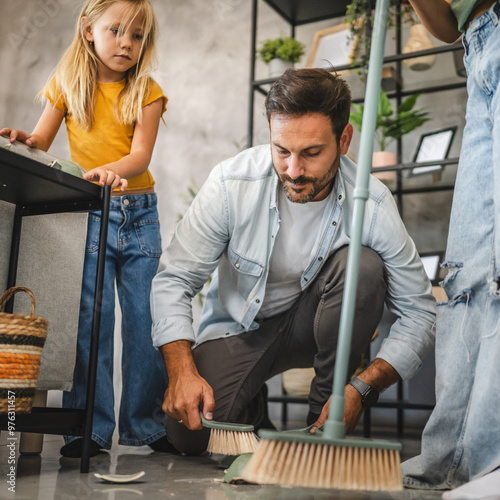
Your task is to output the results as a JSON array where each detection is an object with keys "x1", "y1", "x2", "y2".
[
  {"x1": 419, "y1": 251, "x2": 443, "y2": 285},
  {"x1": 306, "y1": 22, "x2": 359, "y2": 70},
  {"x1": 410, "y1": 127, "x2": 457, "y2": 177}
]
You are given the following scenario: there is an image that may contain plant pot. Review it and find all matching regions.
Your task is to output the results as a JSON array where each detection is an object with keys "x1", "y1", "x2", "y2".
[
  {"x1": 269, "y1": 58, "x2": 293, "y2": 78},
  {"x1": 372, "y1": 151, "x2": 397, "y2": 184},
  {"x1": 403, "y1": 24, "x2": 436, "y2": 71},
  {"x1": 381, "y1": 65, "x2": 403, "y2": 92}
]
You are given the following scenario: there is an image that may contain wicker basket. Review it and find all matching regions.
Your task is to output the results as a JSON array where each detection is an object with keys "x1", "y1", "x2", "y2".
[{"x1": 0, "y1": 287, "x2": 49, "y2": 414}]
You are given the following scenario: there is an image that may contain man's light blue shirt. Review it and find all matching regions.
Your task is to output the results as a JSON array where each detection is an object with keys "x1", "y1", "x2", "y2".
[{"x1": 151, "y1": 145, "x2": 436, "y2": 380}]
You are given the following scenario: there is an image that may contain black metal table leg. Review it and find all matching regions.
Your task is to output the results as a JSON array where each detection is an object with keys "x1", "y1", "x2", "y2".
[
  {"x1": 5, "y1": 206, "x2": 23, "y2": 313},
  {"x1": 246, "y1": 0, "x2": 258, "y2": 149},
  {"x1": 80, "y1": 185, "x2": 110, "y2": 473},
  {"x1": 397, "y1": 379, "x2": 404, "y2": 436}
]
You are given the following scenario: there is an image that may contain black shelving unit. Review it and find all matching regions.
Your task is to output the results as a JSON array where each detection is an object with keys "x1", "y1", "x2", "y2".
[
  {"x1": 0, "y1": 147, "x2": 110, "y2": 473},
  {"x1": 261, "y1": 0, "x2": 351, "y2": 24},
  {"x1": 250, "y1": 0, "x2": 466, "y2": 435},
  {"x1": 248, "y1": 0, "x2": 350, "y2": 148}
]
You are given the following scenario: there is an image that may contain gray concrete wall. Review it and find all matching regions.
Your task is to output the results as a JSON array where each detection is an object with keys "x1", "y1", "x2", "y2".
[{"x1": 0, "y1": 0, "x2": 466, "y2": 432}]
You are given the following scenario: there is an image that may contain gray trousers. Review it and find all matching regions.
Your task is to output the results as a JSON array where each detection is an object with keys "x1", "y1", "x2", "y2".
[{"x1": 166, "y1": 246, "x2": 386, "y2": 454}]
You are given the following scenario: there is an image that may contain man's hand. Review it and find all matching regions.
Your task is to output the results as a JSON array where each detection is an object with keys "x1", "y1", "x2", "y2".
[
  {"x1": 309, "y1": 385, "x2": 363, "y2": 435},
  {"x1": 162, "y1": 371, "x2": 214, "y2": 430},
  {"x1": 309, "y1": 358, "x2": 400, "y2": 435},
  {"x1": 160, "y1": 341, "x2": 215, "y2": 430}
]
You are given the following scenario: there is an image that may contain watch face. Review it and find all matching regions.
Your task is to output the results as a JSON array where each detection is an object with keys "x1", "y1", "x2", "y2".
[
  {"x1": 349, "y1": 378, "x2": 379, "y2": 407},
  {"x1": 364, "y1": 388, "x2": 379, "y2": 407}
]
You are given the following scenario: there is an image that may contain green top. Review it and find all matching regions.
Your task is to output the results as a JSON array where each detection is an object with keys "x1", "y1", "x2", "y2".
[{"x1": 451, "y1": 0, "x2": 489, "y2": 31}]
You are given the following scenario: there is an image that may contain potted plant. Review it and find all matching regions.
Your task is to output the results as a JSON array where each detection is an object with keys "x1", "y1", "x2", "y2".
[
  {"x1": 346, "y1": 0, "x2": 417, "y2": 77},
  {"x1": 349, "y1": 89, "x2": 430, "y2": 182},
  {"x1": 257, "y1": 36, "x2": 305, "y2": 78}
]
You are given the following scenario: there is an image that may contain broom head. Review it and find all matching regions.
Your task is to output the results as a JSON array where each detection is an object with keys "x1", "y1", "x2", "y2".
[
  {"x1": 241, "y1": 429, "x2": 403, "y2": 491},
  {"x1": 201, "y1": 414, "x2": 259, "y2": 455}
]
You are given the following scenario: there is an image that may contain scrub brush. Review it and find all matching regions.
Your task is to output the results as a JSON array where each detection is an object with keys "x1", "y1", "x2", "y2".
[
  {"x1": 241, "y1": 0, "x2": 403, "y2": 491},
  {"x1": 200, "y1": 413, "x2": 259, "y2": 455}
]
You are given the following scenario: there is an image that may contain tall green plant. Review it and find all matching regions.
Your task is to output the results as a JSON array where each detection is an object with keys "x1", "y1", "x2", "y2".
[{"x1": 350, "y1": 90, "x2": 430, "y2": 151}]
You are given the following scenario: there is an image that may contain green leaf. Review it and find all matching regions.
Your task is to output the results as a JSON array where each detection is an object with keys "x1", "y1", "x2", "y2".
[
  {"x1": 378, "y1": 90, "x2": 393, "y2": 117},
  {"x1": 349, "y1": 103, "x2": 364, "y2": 131},
  {"x1": 397, "y1": 93, "x2": 421, "y2": 113},
  {"x1": 349, "y1": 88, "x2": 430, "y2": 150}
]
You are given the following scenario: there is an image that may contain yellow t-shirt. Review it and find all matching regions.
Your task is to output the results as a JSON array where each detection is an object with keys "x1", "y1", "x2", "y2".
[{"x1": 42, "y1": 77, "x2": 167, "y2": 191}]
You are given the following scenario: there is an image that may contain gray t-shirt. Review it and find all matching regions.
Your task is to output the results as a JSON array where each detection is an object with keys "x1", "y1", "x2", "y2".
[{"x1": 257, "y1": 186, "x2": 331, "y2": 318}]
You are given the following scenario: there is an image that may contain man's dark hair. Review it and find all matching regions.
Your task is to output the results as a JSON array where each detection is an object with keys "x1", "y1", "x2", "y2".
[{"x1": 265, "y1": 68, "x2": 352, "y2": 141}]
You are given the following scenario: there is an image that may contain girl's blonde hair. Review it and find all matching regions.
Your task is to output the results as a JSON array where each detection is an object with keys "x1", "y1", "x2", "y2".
[{"x1": 42, "y1": 0, "x2": 158, "y2": 129}]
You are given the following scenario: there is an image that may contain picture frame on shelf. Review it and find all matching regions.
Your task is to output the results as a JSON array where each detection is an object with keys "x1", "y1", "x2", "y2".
[
  {"x1": 305, "y1": 22, "x2": 359, "y2": 71},
  {"x1": 419, "y1": 251, "x2": 444, "y2": 286},
  {"x1": 410, "y1": 127, "x2": 457, "y2": 177}
]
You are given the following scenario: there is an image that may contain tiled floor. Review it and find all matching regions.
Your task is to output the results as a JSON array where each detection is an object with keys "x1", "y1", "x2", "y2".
[{"x1": 0, "y1": 425, "x2": 446, "y2": 500}]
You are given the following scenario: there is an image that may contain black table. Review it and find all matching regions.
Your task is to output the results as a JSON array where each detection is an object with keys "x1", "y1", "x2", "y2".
[{"x1": 0, "y1": 147, "x2": 110, "y2": 473}]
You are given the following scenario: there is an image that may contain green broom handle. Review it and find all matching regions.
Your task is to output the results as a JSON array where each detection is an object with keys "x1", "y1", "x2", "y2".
[{"x1": 324, "y1": 0, "x2": 391, "y2": 441}]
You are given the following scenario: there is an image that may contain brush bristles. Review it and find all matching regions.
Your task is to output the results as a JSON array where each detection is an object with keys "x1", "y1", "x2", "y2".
[
  {"x1": 207, "y1": 428, "x2": 259, "y2": 455},
  {"x1": 241, "y1": 439, "x2": 403, "y2": 491}
]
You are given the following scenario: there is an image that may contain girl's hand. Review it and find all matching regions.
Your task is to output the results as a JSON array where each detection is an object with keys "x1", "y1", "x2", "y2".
[
  {"x1": 0, "y1": 128, "x2": 38, "y2": 148},
  {"x1": 84, "y1": 167, "x2": 128, "y2": 191}
]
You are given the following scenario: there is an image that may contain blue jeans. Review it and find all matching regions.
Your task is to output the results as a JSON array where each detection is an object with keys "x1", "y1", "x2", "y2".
[
  {"x1": 402, "y1": 3, "x2": 500, "y2": 489},
  {"x1": 63, "y1": 193, "x2": 168, "y2": 449}
]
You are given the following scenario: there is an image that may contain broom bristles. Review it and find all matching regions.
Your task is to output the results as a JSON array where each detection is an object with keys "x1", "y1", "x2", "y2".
[
  {"x1": 242, "y1": 438, "x2": 403, "y2": 491},
  {"x1": 207, "y1": 428, "x2": 259, "y2": 455}
]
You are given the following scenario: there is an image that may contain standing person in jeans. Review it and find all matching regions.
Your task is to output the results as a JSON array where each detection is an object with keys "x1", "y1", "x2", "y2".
[
  {"x1": 151, "y1": 68, "x2": 436, "y2": 455},
  {"x1": 403, "y1": 0, "x2": 500, "y2": 490}
]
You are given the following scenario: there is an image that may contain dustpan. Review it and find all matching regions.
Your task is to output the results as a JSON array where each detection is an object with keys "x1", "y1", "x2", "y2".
[{"x1": 242, "y1": 0, "x2": 403, "y2": 490}]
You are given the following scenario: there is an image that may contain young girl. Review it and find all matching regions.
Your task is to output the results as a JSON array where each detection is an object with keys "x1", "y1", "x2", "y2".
[{"x1": 1, "y1": 0, "x2": 172, "y2": 457}]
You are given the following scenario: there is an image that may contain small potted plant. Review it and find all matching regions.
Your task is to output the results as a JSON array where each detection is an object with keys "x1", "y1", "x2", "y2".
[
  {"x1": 257, "y1": 36, "x2": 306, "y2": 78},
  {"x1": 349, "y1": 89, "x2": 430, "y2": 182}
]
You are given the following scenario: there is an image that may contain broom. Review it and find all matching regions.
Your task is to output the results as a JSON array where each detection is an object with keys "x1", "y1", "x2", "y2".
[
  {"x1": 201, "y1": 413, "x2": 259, "y2": 455},
  {"x1": 242, "y1": 0, "x2": 403, "y2": 491}
]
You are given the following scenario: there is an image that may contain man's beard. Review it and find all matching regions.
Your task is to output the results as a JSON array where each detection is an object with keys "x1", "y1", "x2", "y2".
[{"x1": 278, "y1": 150, "x2": 341, "y2": 204}]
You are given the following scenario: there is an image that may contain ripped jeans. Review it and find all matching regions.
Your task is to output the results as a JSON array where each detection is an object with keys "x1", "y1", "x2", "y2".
[{"x1": 402, "y1": 3, "x2": 500, "y2": 489}]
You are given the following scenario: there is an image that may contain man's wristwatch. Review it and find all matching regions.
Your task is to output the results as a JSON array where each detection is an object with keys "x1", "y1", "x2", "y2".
[{"x1": 348, "y1": 377, "x2": 379, "y2": 408}]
